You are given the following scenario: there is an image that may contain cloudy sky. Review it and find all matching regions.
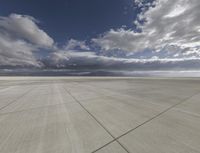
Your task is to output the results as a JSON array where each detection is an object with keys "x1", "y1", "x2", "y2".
[{"x1": 0, "y1": 0, "x2": 200, "y2": 75}]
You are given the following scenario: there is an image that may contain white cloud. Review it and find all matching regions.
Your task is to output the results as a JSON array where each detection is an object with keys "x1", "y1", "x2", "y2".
[
  {"x1": 1, "y1": 8, "x2": 200, "y2": 71},
  {"x1": 93, "y1": 28, "x2": 144, "y2": 51},
  {"x1": 46, "y1": 47, "x2": 200, "y2": 70},
  {"x1": 0, "y1": 13, "x2": 54, "y2": 67},
  {"x1": 0, "y1": 33, "x2": 41, "y2": 67},
  {"x1": 93, "y1": 0, "x2": 200, "y2": 57},
  {"x1": 164, "y1": 3, "x2": 187, "y2": 18},
  {"x1": 50, "y1": 50, "x2": 96, "y2": 64},
  {"x1": 0, "y1": 14, "x2": 54, "y2": 47},
  {"x1": 65, "y1": 39, "x2": 90, "y2": 50}
]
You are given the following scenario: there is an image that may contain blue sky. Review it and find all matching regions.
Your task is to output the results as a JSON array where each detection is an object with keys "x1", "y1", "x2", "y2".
[
  {"x1": 0, "y1": 0, "x2": 141, "y2": 43},
  {"x1": 0, "y1": 0, "x2": 200, "y2": 74}
]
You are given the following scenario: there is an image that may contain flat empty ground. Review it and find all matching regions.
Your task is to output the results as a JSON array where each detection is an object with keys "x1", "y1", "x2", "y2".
[{"x1": 0, "y1": 77, "x2": 200, "y2": 153}]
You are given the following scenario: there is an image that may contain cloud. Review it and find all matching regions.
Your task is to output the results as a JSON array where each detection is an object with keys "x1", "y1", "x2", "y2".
[
  {"x1": 0, "y1": 14, "x2": 54, "y2": 47},
  {"x1": 93, "y1": 0, "x2": 200, "y2": 57},
  {"x1": 0, "y1": 8, "x2": 200, "y2": 72},
  {"x1": 0, "y1": 34, "x2": 41, "y2": 67},
  {"x1": 0, "y1": 13, "x2": 54, "y2": 67},
  {"x1": 92, "y1": 28, "x2": 144, "y2": 51},
  {"x1": 44, "y1": 50, "x2": 112, "y2": 68},
  {"x1": 42, "y1": 48, "x2": 200, "y2": 70},
  {"x1": 64, "y1": 39, "x2": 90, "y2": 50}
]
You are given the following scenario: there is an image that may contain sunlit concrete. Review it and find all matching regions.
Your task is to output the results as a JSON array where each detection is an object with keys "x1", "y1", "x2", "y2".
[{"x1": 0, "y1": 77, "x2": 200, "y2": 153}]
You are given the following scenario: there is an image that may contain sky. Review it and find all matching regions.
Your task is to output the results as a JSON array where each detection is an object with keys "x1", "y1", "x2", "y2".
[{"x1": 0, "y1": 0, "x2": 200, "y2": 75}]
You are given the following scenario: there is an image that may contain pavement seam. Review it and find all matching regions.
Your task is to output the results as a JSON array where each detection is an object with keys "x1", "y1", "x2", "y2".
[
  {"x1": 0, "y1": 84, "x2": 104, "y2": 116},
  {"x1": 63, "y1": 86, "x2": 130, "y2": 153},
  {"x1": 0, "y1": 83, "x2": 82, "y2": 116},
  {"x1": 69, "y1": 81, "x2": 200, "y2": 152},
  {"x1": 0, "y1": 86, "x2": 35, "y2": 111},
  {"x1": 91, "y1": 90, "x2": 200, "y2": 152},
  {"x1": 114, "y1": 90, "x2": 200, "y2": 140}
]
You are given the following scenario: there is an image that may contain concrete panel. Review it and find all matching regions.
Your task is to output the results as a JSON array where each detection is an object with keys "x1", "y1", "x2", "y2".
[
  {"x1": 0, "y1": 77, "x2": 200, "y2": 153},
  {"x1": 0, "y1": 84, "x2": 75, "y2": 114},
  {"x1": 0, "y1": 85, "x2": 32, "y2": 110},
  {"x1": 174, "y1": 93, "x2": 200, "y2": 116},
  {"x1": 63, "y1": 85, "x2": 102, "y2": 101},
  {"x1": 0, "y1": 103, "x2": 113, "y2": 153},
  {"x1": 119, "y1": 110, "x2": 200, "y2": 153},
  {"x1": 79, "y1": 96, "x2": 167, "y2": 137}
]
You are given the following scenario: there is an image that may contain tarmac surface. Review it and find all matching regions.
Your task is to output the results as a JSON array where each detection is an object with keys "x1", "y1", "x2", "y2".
[{"x1": 0, "y1": 77, "x2": 200, "y2": 153}]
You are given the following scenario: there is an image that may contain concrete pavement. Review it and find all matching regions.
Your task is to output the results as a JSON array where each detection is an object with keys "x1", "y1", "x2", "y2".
[{"x1": 0, "y1": 77, "x2": 200, "y2": 153}]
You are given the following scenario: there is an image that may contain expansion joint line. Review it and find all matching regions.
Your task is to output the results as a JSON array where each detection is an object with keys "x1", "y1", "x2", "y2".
[
  {"x1": 114, "y1": 90, "x2": 200, "y2": 140},
  {"x1": 66, "y1": 81, "x2": 200, "y2": 152},
  {"x1": 97, "y1": 89, "x2": 200, "y2": 152},
  {"x1": 63, "y1": 86, "x2": 130, "y2": 153},
  {"x1": 0, "y1": 86, "x2": 35, "y2": 111}
]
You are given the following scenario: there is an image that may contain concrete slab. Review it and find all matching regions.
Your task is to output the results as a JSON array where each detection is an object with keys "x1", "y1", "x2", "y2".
[
  {"x1": 0, "y1": 103, "x2": 113, "y2": 153},
  {"x1": 63, "y1": 85, "x2": 102, "y2": 101},
  {"x1": 78, "y1": 96, "x2": 167, "y2": 137},
  {"x1": 0, "y1": 85, "x2": 32, "y2": 110},
  {"x1": 119, "y1": 109, "x2": 200, "y2": 153},
  {"x1": 76, "y1": 79, "x2": 200, "y2": 107},
  {"x1": 119, "y1": 87, "x2": 199, "y2": 107},
  {"x1": 0, "y1": 84, "x2": 75, "y2": 114},
  {"x1": 174, "y1": 93, "x2": 200, "y2": 116},
  {"x1": 0, "y1": 77, "x2": 200, "y2": 153}
]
